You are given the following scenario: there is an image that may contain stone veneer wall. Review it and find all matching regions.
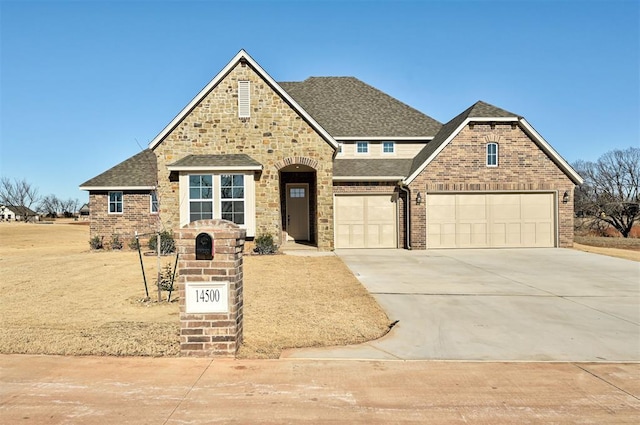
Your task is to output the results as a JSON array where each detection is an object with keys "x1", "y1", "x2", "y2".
[
  {"x1": 408, "y1": 123, "x2": 576, "y2": 249},
  {"x1": 89, "y1": 191, "x2": 159, "y2": 241},
  {"x1": 152, "y1": 61, "x2": 335, "y2": 250}
]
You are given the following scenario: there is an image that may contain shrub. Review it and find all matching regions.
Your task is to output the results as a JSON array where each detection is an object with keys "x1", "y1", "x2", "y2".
[
  {"x1": 254, "y1": 233, "x2": 278, "y2": 255},
  {"x1": 89, "y1": 235, "x2": 104, "y2": 250},
  {"x1": 109, "y1": 234, "x2": 123, "y2": 250},
  {"x1": 156, "y1": 262, "x2": 176, "y2": 292},
  {"x1": 128, "y1": 237, "x2": 140, "y2": 250},
  {"x1": 148, "y1": 230, "x2": 176, "y2": 255}
]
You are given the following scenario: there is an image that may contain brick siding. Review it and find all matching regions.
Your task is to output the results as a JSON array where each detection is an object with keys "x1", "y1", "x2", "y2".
[
  {"x1": 408, "y1": 123, "x2": 575, "y2": 249},
  {"x1": 89, "y1": 191, "x2": 159, "y2": 244}
]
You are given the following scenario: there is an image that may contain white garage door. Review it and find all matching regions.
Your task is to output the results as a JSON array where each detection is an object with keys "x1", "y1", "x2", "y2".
[
  {"x1": 427, "y1": 193, "x2": 555, "y2": 248},
  {"x1": 335, "y1": 195, "x2": 397, "y2": 248}
]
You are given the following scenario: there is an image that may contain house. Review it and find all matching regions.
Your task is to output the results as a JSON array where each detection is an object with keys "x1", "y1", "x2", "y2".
[
  {"x1": 78, "y1": 203, "x2": 90, "y2": 220},
  {"x1": 80, "y1": 50, "x2": 582, "y2": 250},
  {"x1": 0, "y1": 205, "x2": 39, "y2": 222}
]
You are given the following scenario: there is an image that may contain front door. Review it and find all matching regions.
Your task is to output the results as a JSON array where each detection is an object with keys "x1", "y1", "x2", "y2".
[{"x1": 286, "y1": 183, "x2": 309, "y2": 241}]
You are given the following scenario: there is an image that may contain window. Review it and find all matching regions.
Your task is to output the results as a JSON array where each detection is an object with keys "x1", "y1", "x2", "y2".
[
  {"x1": 356, "y1": 141, "x2": 369, "y2": 154},
  {"x1": 108, "y1": 191, "x2": 123, "y2": 214},
  {"x1": 486, "y1": 143, "x2": 498, "y2": 167},
  {"x1": 238, "y1": 81, "x2": 250, "y2": 118},
  {"x1": 337, "y1": 142, "x2": 343, "y2": 154},
  {"x1": 189, "y1": 175, "x2": 213, "y2": 222},
  {"x1": 382, "y1": 141, "x2": 395, "y2": 154},
  {"x1": 150, "y1": 191, "x2": 159, "y2": 213},
  {"x1": 220, "y1": 174, "x2": 245, "y2": 225},
  {"x1": 289, "y1": 187, "x2": 305, "y2": 198}
]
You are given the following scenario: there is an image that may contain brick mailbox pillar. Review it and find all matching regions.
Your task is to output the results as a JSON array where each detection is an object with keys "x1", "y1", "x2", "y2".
[{"x1": 175, "y1": 219, "x2": 246, "y2": 357}]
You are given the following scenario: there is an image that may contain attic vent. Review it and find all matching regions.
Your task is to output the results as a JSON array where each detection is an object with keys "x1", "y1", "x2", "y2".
[{"x1": 238, "y1": 81, "x2": 250, "y2": 118}]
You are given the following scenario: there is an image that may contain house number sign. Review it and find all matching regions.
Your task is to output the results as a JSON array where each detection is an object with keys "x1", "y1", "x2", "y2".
[{"x1": 185, "y1": 282, "x2": 229, "y2": 314}]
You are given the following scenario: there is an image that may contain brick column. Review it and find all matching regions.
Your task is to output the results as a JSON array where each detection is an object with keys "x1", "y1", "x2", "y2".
[{"x1": 175, "y1": 219, "x2": 245, "y2": 357}]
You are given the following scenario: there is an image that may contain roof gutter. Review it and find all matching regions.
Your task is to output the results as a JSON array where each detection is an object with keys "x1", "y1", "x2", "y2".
[{"x1": 398, "y1": 183, "x2": 411, "y2": 250}]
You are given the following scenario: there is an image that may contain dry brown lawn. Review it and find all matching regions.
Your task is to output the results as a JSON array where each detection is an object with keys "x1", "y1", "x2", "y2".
[{"x1": 0, "y1": 222, "x2": 389, "y2": 358}]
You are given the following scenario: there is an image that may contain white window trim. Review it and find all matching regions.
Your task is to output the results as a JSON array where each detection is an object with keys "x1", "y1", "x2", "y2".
[
  {"x1": 381, "y1": 141, "x2": 395, "y2": 155},
  {"x1": 337, "y1": 142, "x2": 344, "y2": 156},
  {"x1": 187, "y1": 175, "x2": 214, "y2": 223},
  {"x1": 238, "y1": 80, "x2": 250, "y2": 118},
  {"x1": 219, "y1": 174, "x2": 245, "y2": 225},
  {"x1": 150, "y1": 191, "x2": 159, "y2": 214},
  {"x1": 356, "y1": 141, "x2": 369, "y2": 155},
  {"x1": 486, "y1": 143, "x2": 499, "y2": 167},
  {"x1": 108, "y1": 191, "x2": 123, "y2": 214},
  {"x1": 179, "y1": 172, "x2": 255, "y2": 237}
]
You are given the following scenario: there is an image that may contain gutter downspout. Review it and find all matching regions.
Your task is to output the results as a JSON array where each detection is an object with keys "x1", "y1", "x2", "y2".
[{"x1": 399, "y1": 183, "x2": 411, "y2": 250}]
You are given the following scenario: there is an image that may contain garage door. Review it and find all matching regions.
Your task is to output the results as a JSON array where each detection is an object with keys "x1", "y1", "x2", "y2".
[
  {"x1": 335, "y1": 195, "x2": 397, "y2": 248},
  {"x1": 426, "y1": 193, "x2": 555, "y2": 248}
]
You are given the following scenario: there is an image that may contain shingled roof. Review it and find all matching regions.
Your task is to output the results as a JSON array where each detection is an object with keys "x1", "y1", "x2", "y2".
[
  {"x1": 80, "y1": 149, "x2": 157, "y2": 189},
  {"x1": 279, "y1": 77, "x2": 442, "y2": 138},
  {"x1": 407, "y1": 101, "x2": 519, "y2": 179},
  {"x1": 333, "y1": 158, "x2": 414, "y2": 179}
]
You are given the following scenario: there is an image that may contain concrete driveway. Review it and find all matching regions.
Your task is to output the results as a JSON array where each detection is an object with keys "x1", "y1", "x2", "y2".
[{"x1": 284, "y1": 248, "x2": 640, "y2": 361}]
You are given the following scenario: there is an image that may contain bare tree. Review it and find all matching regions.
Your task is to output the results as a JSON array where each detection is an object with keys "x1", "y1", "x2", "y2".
[
  {"x1": 573, "y1": 147, "x2": 640, "y2": 238},
  {"x1": 61, "y1": 198, "x2": 80, "y2": 217},
  {"x1": 0, "y1": 177, "x2": 41, "y2": 221},
  {"x1": 39, "y1": 194, "x2": 61, "y2": 217}
]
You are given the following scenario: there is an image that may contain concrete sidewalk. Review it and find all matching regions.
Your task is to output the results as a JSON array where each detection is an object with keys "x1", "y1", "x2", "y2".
[{"x1": 1, "y1": 355, "x2": 638, "y2": 424}]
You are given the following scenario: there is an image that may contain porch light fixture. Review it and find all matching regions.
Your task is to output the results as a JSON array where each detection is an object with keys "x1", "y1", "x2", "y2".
[
  {"x1": 562, "y1": 191, "x2": 569, "y2": 204},
  {"x1": 416, "y1": 191, "x2": 423, "y2": 205}
]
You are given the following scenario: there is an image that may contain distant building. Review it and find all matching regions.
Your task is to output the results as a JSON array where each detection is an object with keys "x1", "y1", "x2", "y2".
[{"x1": 0, "y1": 205, "x2": 39, "y2": 222}]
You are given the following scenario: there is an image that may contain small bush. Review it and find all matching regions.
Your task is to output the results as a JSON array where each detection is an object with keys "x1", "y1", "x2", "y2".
[
  {"x1": 128, "y1": 237, "x2": 140, "y2": 250},
  {"x1": 148, "y1": 230, "x2": 176, "y2": 255},
  {"x1": 254, "y1": 233, "x2": 278, "y2": 255},
  {"x1": 156, "y1": 262, "x2": 176, "y2": 292},
  {"x1": 109, "y1": 234, "x2": 123, "y2": 250},
  {"x1": 89, "y1": 235, "x2": 104, "y2": 250}
]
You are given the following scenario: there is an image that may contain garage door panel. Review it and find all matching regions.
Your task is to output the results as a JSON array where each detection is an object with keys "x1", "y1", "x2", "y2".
[
  {"x1": 335, "y1": 195, "x2": 397, "y2": 248},
  {"x1": 427, "y1": 193, "x2": 555, "y2": 248}
]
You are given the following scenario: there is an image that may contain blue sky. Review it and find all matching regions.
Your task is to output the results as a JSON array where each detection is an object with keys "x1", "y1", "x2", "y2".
[{"x1": 1, "y1": 0, "x2": 638, "y2": 203}]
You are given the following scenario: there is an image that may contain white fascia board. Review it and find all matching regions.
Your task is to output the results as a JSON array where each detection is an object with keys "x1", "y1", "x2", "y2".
[
  {"x1": 333, "y1": 176, "x2": 404, "y2": 182},
  {"x1": 467, "y1": 117, "x2": 518, "y2": 122},
  {"x1": 519, "y1": 119, "x2": 583, "y2": 185},
  {"x1": 335, "y1": 136, "x2": 434, "y2": 141},
  {"x1": 79, "y1": 186, "x2": 155, "y2": 191},
  {"x1": 148, "y1": 49, "x2": 338, "y2": 151},
  {"x1": 167, "y1": 165, "x2": 263, "y2": 172}
]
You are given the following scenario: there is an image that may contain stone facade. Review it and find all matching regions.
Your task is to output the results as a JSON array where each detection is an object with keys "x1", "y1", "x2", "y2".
[
  {"x1": 175, "y1": 220, "x2": 245, "y2": 357},
  {"x1": 408, "y1": 123, "x2": 575, "y2": 249},
  {"x1": 152, "y1": 61, "x2": 335, "y2": 250},
  {"x1": 89, "y1": 191, "x2": 159, "y2": 243}
]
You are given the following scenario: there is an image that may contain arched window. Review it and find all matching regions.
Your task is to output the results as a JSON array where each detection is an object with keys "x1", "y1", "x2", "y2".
[{"x1": 486, "y1": 143, "x2": 498, "y2": 167}]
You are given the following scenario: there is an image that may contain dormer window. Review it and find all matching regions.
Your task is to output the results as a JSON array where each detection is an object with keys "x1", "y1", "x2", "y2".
[
  {"x1": 382, "y1": 141, "x2": 395, "y2": 154},
  {"x1": 238, "y1": 81, "x2": 250, "y2": 118},
  {"x1": 486, "y1": 143, "x2": 498, "y2": 167},
  {"x1": 356, "y1": 141, "x2": 369, "y2": 154}
]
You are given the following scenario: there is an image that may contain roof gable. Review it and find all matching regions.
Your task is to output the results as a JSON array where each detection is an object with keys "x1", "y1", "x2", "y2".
[
  {"x1": 79, "y1": 149, "x2": 157, "y2": 190},
  {"x1": 148, "y1": 50, "x2": 338, "y2": 151},
  {"x1": 279, "y1": 77, "x2": 442, "y2": 138},
  {"x1": 404, "y1": 100, "x2": 582, "y2": 185}
]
